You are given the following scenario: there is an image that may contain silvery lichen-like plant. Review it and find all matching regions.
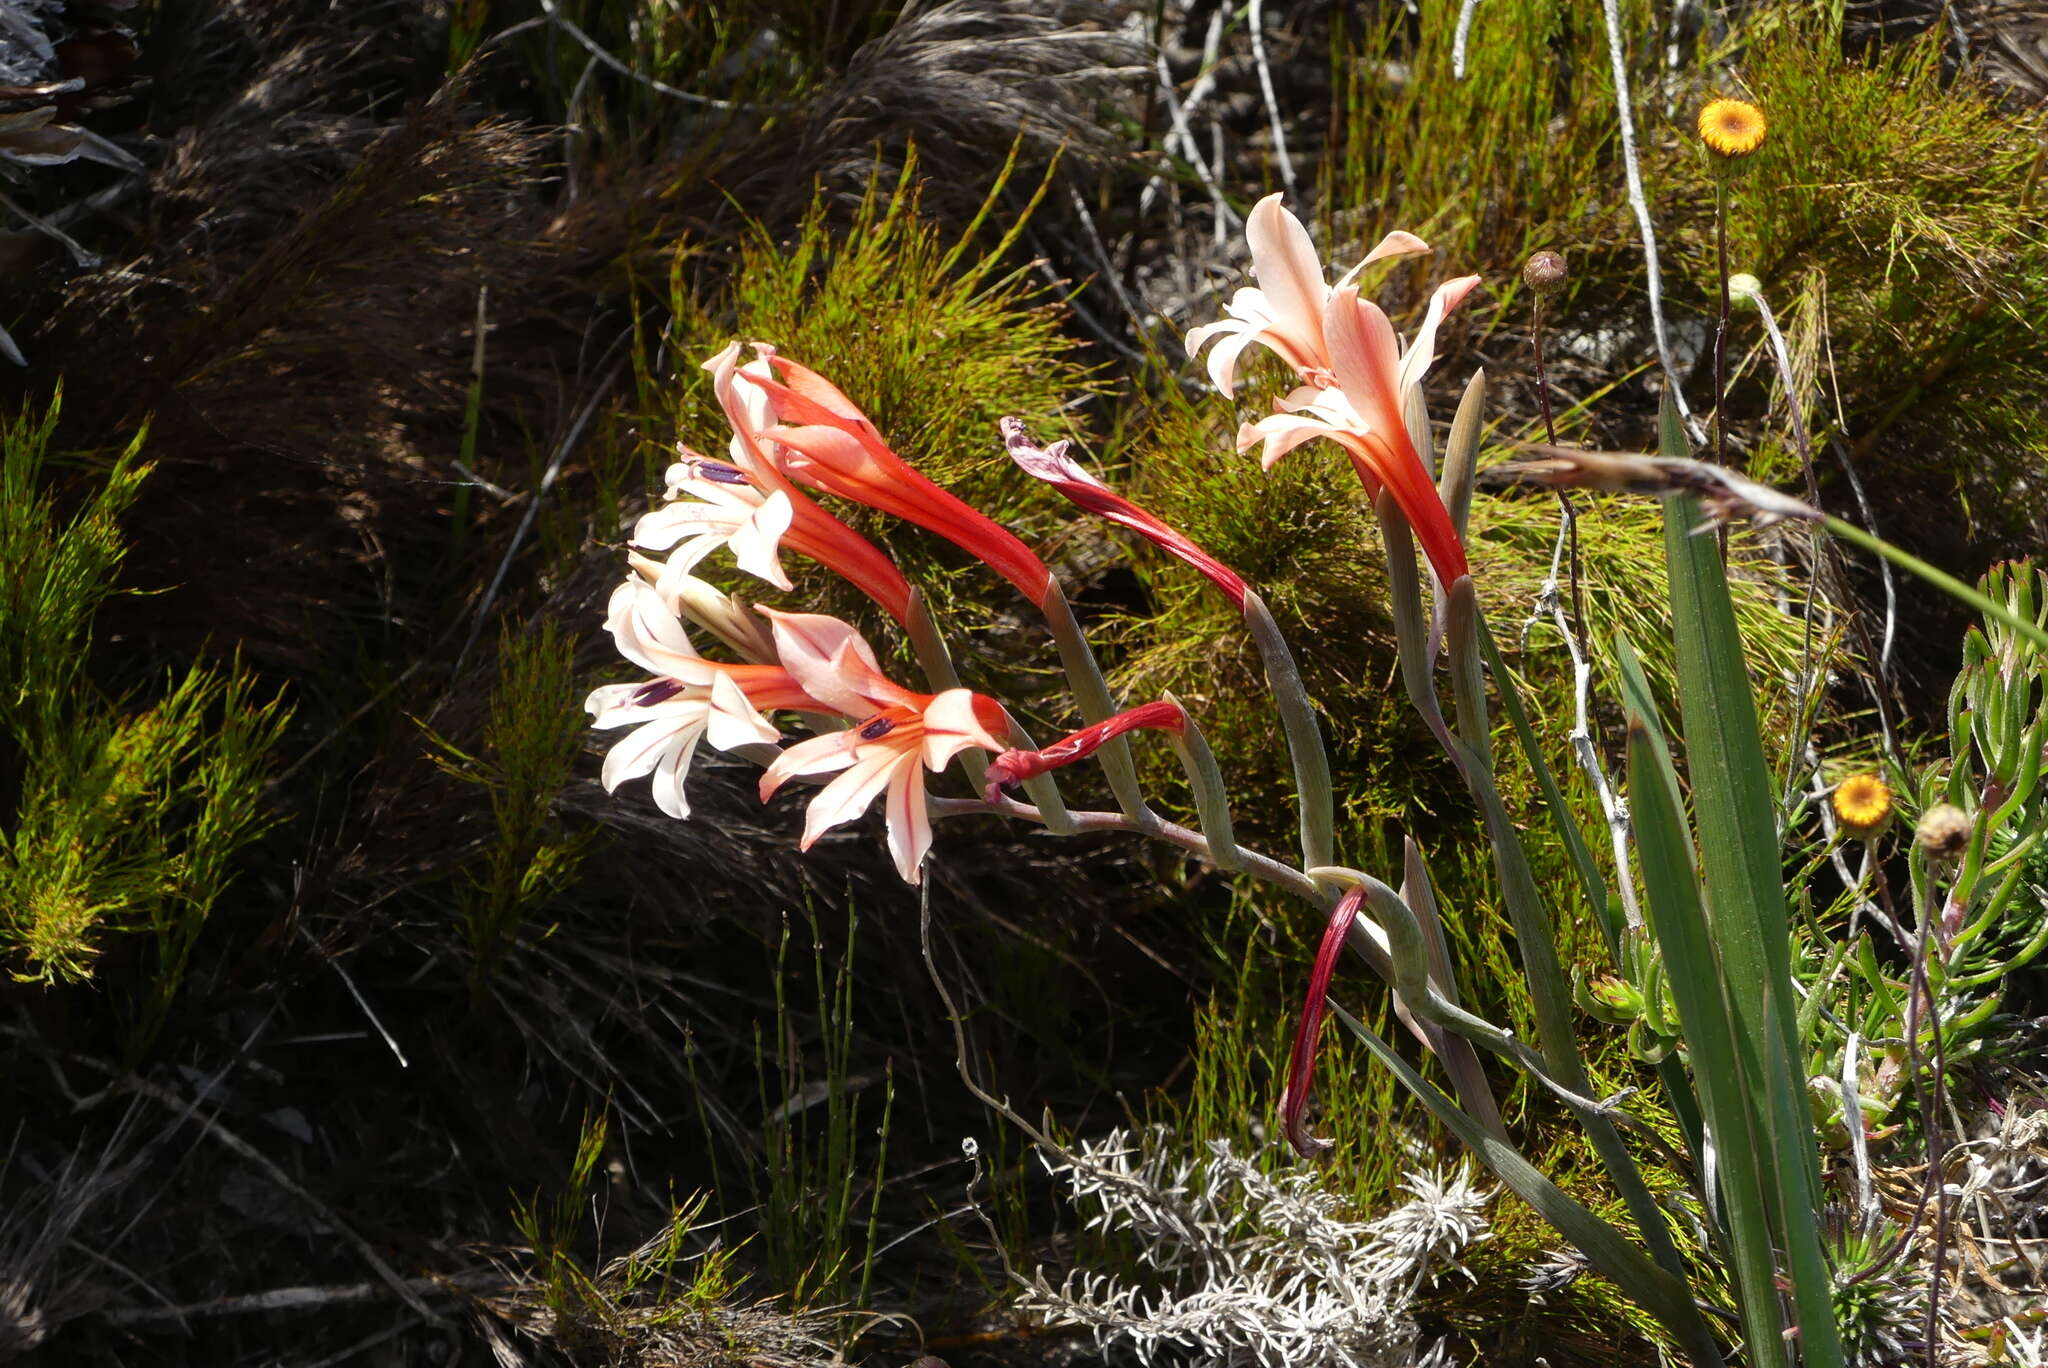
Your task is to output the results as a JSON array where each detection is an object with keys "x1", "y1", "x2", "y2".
[{"x1": 1017, "y1": 1129, "x2": 1488, "y2": 1368}]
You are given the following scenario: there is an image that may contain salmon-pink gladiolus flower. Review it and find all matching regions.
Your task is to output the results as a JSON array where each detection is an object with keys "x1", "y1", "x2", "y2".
[
  {"x1": 755, "y1": 610, "x2": 1008, "y2": 885},
  {"x1": 738, "y1": 352, "x2": 1058, "y2": 611},
  {"x1": 1001, "y1": 417, "x2": 1249, "y2": 612},
  {"x1": 1278, "y1": 882, "x2": 1368, "y2": 1159},
  {"x1": 589, "y1": 579, "x2": 827, "y2": 819},
  {"x1": 1184, "y1": 193, "x2": 1429, "y2": 397},
  {"x1": 702, "y1": 346, "x2": 916, "y2": 624},
  {"x1": 1239, "y1": 275, "x2": 1481, "y2": 585},
  {"x1": 980, "y1": 701, "x2": 1187, "y2": 805},
  {"x1": 631, "y1": 455, "x2": 798, "y2": 590}
]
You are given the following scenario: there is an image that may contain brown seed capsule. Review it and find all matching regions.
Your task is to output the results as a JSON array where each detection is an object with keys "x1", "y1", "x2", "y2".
[
  {"x1": 1915, "y1": 804, "x2": 1972, "y2": 861},
  {"x1": 1523, "y1": 250, "x2": 1567, "y2": 297}
]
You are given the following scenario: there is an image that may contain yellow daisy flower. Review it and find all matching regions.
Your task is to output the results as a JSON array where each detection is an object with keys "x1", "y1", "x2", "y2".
[
  {"x1": 1831, "y1": 773, "x2": 1892, "y2": 837},
  {"x1": 1698, "y1": 98, "x2": 1767, "y2": 158}
]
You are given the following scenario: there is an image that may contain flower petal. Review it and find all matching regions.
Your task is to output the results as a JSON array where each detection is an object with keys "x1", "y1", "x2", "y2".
[
  {"x1": 798, "y1": 749, "x2": 904, "y2": 849},
  {"x1": 758, "y1": 728, "x2": 860, "y2": 799},
  {"x1": 1200, "y1": 324, "x2": 1265, "y2": 399},
  {"x1": 648, "y1": 727, "x2": 706, "y2": 819},
  {"x1": 605, "y1": 580, "x2": 716, "y2": 683},
  {"x1": 760, "y1": 609, "x2": 907, "y2": 716},
  {"x1": 602, "y1": 708, "x2": 707, "y2": 797},
  {"x1": 1245, "y1": 194, "x2": 1329, "y2": 368},
  {"x1": 585, "y1": 681, "x2": 648, "y2": 722},
  {"x1": 1323, "y1": 287, "x2": 1409, "y2": 445},
  {"x1": 918, "y1": 688, "x2": 1006, "y2": 770},
  {"x1": 883, "y1": 756, "x2": 934, "y2": 884},
  {"x1": 703, "y1": 670, "x2": 782, "y2": 751},
  {"x1": 725, "y1": 488, "x2": 796, "y2": 590},
  {"x1": 1396, "y1": 274, "x2": 1482, "y2": 398},
  {"x1": 1238, "y1": 412, "x2": 1341, "y2": 470}
]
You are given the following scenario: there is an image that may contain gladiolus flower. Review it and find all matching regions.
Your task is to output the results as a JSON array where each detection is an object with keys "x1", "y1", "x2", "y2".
[
  {"x1": 755, "y1": 609, "x2": 1008, "y2": 884},
  {"x1": 1183, "y1": 193, "x2": 1430, "y2": 397},
  {"x1": 700, "y1": 345, "x2": 916, "y2": 624},
  {"x1": 1000, "y1": 417, "x2": 1249, "y2": 612},
  {"x1": 741, "y1": 351, "x2": 1058, "y2": 611},
  {"x1": 589, "y1": 579, "x2": 828, "y2": 819},
  {"x1": 631, "y1": 455, "x2": 797, "y2": 590},
  {"x1": 1238, "y1": 277, "x2": 1479, "y2": 584},
  {"x1": 1279, "y1": 882, "x2": 1368, "y2": 1159},
  {"x1": 980, "y1": 701, "x2": 1188, "y2": 805}
]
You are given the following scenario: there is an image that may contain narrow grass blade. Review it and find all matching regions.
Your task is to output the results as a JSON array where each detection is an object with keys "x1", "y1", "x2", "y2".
[
  {"x1": 1657, "y1": 397, "x2": 1842, "y2": 1368},
  {"x1": 1475, "y1": 617, "x2": 1618, "y2": 957},
  {"x1": 1329, "y1": 1001, "x2": 1725, "y2": 1367},
  {"x1": 1616, "y1": 634, "x2": 1787, "y2": 1368}
]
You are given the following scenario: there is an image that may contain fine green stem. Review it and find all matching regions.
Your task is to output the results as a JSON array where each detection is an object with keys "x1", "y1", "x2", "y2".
[
  {"x1": 1242, "y1": 591, "x2": 1335, "y2": 870},
  {"x1": 1825, "y1": 515, "x2": 2048, "y2": 655},
  {"x1": 1037, "y1": 577, "x2": 1151, "y2": 821}
]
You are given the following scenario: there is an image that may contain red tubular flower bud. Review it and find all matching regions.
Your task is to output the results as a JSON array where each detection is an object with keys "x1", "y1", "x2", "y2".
[
  {"x1": 980, "y1": 701, "x2": 1188, "y2": 804},
  {"x1": 1001, "y1": 417, "x2": 1251, "y2": 613},
  {"x1": 1280, "y1": 883, "x2": 1367, "y2": 1159}
]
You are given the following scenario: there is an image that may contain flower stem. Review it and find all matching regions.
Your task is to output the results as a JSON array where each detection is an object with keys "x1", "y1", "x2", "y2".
[
  {"x1": 1823, "y1": 515, "x2": 2048, "y2": 655},
  {"x1": 1713, "y1": 178, "x2": 1730, "y2": 466},
  {"x1": 1038, "y1": 578, "x2": 1151, "y2": 821},
  {"x1": 1242, "y1": 590, "x2": 1334, "y2": 870}
]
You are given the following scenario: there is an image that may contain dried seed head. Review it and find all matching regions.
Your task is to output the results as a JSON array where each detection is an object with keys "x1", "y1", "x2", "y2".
[
  {"x1": 1915, "y1": 804, "x2": 1972, "y2": 861},
  {"x1": 1523, "y1": 250, "x2": 1567, "y2": 297},
  {"x1": 1831, "y1": 773, "x2": 1893, "y2": 839},
  {"x1": 1699, "y1": 98, "x2": 1767, "y2": 158}
]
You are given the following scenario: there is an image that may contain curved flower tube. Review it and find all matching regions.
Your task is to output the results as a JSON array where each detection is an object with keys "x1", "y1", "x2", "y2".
[
  {"x1": 755, "y1": 608, "x2": 1009, "y2": 885},
  {"x1": 1184, "y1": 193, "x2": 1430, "y2": 397},
  {"x1": 1278, "y1": 882, "x2": 1369, "y2": 1159},
  {"x1": 1001, "y1": 417, "x2": 1249, "y2": 612},
  {"x1": 700, "y1": 345, "x2": 916, "y2": 624},
  {"x1": 740, "y1": 350, "x2": 1058, "y2": 611}
]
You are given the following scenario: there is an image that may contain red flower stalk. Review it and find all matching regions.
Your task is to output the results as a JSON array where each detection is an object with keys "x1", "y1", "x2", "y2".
[
  {"x1": 1279, "y1": 883, "x2": 1368, "y2": 1159},
  {"x1": 1001, "y1": 417, "x2": 1251, "y2": 613},
  {"x1": 740, "y1": 350, "x2": 1058, "y2": 610},
  {"x1": 980, "y1": 701, "x2": 1187, "y2": 805}
]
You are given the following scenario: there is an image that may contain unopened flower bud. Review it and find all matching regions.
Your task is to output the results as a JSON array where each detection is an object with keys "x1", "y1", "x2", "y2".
[
  {"x1": 1831, "y1": 773, "x2": 1892, "y2": 840},
  {"x1": 1728, "y1": 273, "x2": 1764, "y2": 310},
  {"x1": 1915, "y1": 804, "x2": 1971, "y2": 861},
  {"x1": 1523, "y1": 250, "x2": 1567, "y2": 297}
]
